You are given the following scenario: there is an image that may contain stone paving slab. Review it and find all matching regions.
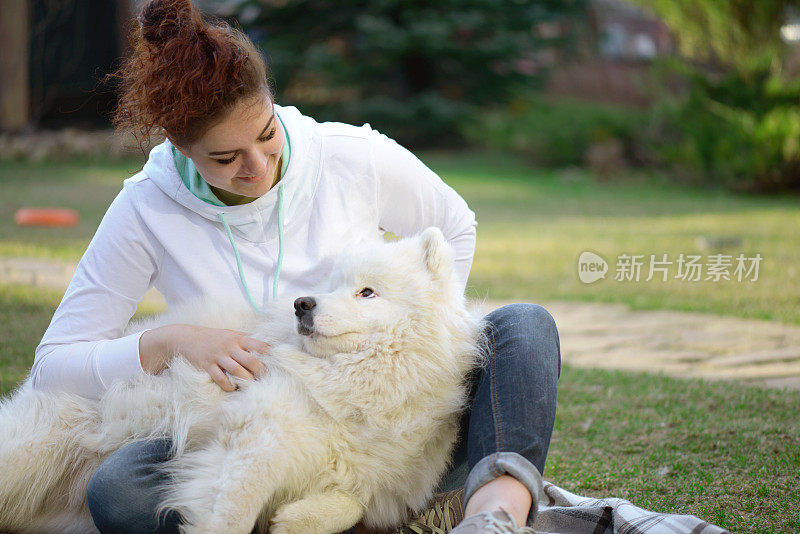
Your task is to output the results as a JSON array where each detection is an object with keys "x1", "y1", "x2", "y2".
[
  {"x1": 0, "y1": 257, "x2": 166, "y2": 307},
  {"x1": 4, "y1": 257, "x2": 800, "y2": 390},
  {"x1": 479, "y1": 301, "x2": 800, "y2": 390}
]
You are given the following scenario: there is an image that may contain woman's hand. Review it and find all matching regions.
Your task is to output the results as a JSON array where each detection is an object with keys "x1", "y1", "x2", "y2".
[{"x1": 139, "y1": 324, "x2": 270, "y2": 391}]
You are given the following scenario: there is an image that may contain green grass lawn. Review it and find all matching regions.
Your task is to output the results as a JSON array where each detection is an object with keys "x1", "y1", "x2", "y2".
[
  {"x1": 422, "y1": 152, "x2": 800, "y2": 325},
  {"x1": 549, "y1": 366, "x2": 800, "y2": 534},
  {"x1": 0, "y1": 158, "x2": 141, "y2": 259},
  {"x1": 0, "y1": 284, "x2": 65, "y2": 393},
  {"x1": 1, "y1": 153, "x2": 799, "y2": 532}
]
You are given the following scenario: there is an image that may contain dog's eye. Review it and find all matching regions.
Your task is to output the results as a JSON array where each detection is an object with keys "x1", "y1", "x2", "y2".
[{"x1": 358, "y1": 287, "x2": 376, "y2": 298}]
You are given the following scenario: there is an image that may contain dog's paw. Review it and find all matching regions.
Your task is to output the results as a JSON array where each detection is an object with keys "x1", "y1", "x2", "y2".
[
  {"x1": 269, "y1": 504, "x2": 326, "y2": 534},
  {"x1": 180, "y1": 516, "x2": 255, "y2": 534}
]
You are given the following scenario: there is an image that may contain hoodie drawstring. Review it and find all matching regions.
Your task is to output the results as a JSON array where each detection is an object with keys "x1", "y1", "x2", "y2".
[
  {"x1": 218, "y1": 183, "x2": 286, "y2": 314},
  {"x1": 173, "y1": 111, "x2": 292, "y2": 314},
  {"x1": 273, "y1": 182, "x2": 286, "y2": 300}
]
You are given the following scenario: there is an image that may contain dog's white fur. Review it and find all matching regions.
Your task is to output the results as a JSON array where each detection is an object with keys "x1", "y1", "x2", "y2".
[{"x1": 0, "y1": 228, "x2": 484, "y2": 534}]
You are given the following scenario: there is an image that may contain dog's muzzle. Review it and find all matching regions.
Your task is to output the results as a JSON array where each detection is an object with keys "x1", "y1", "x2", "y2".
[{"x1": 294, "y1": 296, "x2": 316, "y2": 336}]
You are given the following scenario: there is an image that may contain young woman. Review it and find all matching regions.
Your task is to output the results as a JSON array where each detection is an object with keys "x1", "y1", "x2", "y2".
[{"x1": 32, "y1": 1, "x2": 560, "y2": 532}]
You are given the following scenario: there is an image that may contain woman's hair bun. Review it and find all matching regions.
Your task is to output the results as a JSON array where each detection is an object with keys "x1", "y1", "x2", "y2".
[
  {"x1": 138, "y1": 0, "x2": 203, "y2": 45},
  {"x1": 114, "y1": 0, "x2": 271, "y2": 151}
]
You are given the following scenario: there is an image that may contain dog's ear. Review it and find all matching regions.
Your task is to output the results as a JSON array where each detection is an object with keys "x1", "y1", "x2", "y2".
[{"x1": 420, "y1": 227, "x2": 448, "y2": 275}]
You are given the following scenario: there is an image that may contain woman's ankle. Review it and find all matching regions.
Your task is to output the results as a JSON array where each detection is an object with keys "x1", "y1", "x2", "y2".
[{"x1": 462, "y1": 474, "x2": 532, "y2": 526}]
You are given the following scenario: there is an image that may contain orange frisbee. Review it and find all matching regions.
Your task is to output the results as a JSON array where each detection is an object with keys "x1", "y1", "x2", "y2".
[{"x1": 14, "y1": 208, "x2": 80, "y2": 227}]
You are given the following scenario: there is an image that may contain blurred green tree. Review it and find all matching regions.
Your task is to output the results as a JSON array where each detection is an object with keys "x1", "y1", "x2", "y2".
[
  {"x1": 632, "y1": 0, "x2": 793, "y2": 75},
  {"x1": 228, "y1": 0, "x2": 587, "y2": 146},
  {"x1": 631, "y1": 0, "x2": 800, "y2": 192}
]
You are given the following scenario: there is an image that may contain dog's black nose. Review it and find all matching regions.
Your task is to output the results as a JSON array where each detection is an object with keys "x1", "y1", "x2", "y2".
[{"x1": 294, "y1": 296, "x2": 316, "y2": 317}]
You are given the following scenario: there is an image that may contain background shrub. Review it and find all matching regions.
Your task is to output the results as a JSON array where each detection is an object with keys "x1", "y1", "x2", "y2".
[
  {"x1": 630, "y1": 0, "x2": 800, "y2": 193},
  {"x1": 646, "y1": 65, "x2": 800, "y2": 193},
  {"x1": 461, "y1": 96, "x2": 648, "y2": 169}
]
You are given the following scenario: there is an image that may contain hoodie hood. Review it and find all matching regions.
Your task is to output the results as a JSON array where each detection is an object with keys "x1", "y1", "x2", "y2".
[{"x1": 142, "y1": 104, "x2": 322, "y2": 243}]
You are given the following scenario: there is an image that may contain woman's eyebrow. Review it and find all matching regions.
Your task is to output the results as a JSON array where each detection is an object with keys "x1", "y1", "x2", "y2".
[{"x1": 208, "y1": 113, "x2": 276, "y2": 156}]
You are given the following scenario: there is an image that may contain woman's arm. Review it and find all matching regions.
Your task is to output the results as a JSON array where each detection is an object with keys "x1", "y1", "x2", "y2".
[
  {"x1": 370, "y1": 131, "x2": 477, "y2": 291},
  {"x1": 32, "y1": 186, "x2": 270, "y2": 398},
  {"x1": 31, "y1": 188, "x2": 162, "y2": 398}
]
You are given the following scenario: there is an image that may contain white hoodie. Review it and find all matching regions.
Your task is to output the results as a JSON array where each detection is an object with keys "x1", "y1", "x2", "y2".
[{"x1": 32, "y1": 105, "x2": 477, "y2": 398}]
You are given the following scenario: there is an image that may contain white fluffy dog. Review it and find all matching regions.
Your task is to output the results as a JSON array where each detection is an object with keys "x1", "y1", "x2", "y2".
[{"x1": 0, "y1": 228, "x2": 484, "y2": 534}]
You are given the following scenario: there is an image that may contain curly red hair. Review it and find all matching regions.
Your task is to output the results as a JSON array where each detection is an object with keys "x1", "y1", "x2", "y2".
[{"x1": 112, "y1": 0, "x2": 271, "y2": 151}]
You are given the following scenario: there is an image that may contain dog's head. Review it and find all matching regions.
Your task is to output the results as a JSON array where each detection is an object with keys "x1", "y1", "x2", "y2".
[{"x1": 294, "y1": 227, "x2": 462, "y2": 357}]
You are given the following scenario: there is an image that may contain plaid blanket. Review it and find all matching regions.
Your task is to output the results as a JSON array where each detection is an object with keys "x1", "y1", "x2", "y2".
[{"x1": 533, "y1": 482, "x2": 731, "y2": 534}]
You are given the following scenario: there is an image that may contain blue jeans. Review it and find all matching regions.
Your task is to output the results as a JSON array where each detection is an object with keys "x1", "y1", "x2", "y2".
[{"x1": 86, "y1": 303, "x2": 560, "y2": 532}]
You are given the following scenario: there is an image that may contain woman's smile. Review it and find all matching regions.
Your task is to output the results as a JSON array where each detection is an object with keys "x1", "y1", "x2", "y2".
[{"x1": 236, "y1": 165, "x2": 270, "y2": 184}]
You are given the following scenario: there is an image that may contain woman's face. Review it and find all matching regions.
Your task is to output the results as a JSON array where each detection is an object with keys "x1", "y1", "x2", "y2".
[{"x1": 175, "y1": 96, "x2": 285, "y2": 205}]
